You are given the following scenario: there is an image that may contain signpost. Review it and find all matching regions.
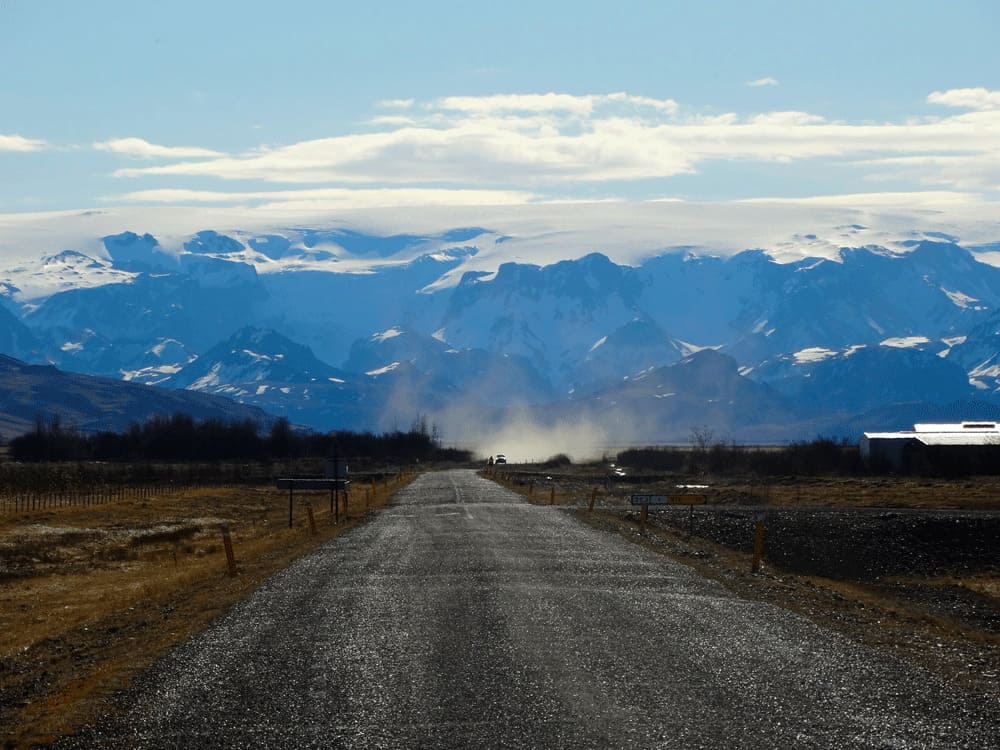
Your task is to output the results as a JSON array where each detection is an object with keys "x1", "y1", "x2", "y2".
[
  {"x1": 630, "y1": 494, "x2": 670, "y2": 506},
  {"x1": 670, "y1": 494, "x2": 705, "y2": 536},
  {"x1": 327, "y1": 456, "x2": 348, "y2": 519},
  {"x1": 629, "y1": 495, "x2": 666, "y2": 531},
  {"x1": 630, "y1": 494, "x2": 707, "y2": 534},
  {"x1": 276, "y1": 478, "x2": 350, "y2": 528}
]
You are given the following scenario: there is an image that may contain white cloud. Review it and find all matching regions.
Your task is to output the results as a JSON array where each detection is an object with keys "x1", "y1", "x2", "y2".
[
  {"x1": 106, "y1": 186, "x2": 537, "y2": 209},
  {"x1": 865, "y1": 152, "x2": 1000, "y2": 191},
  {"x1": 927, "y1": 87, "x2": 1000, "y2": 110},
  {"x1": 369, "y1": 115, "x2": 418, "y2": 126},
  {"x1": 106, "y1": 90, "x2": 1000, "y2": 193},
  {"x1": 0, "y1": 134, "x2": 48, "y2": 152},
  {"x1": 433, "y1": 92, "x2": 679, "y2": 116},
  {"x1": 93, "y1": 137, "x2": 224, "y2": 159},
  {"x1": 378, "y1": 98, "x2": 415, "y2": 109},
  {"x1": 747, "y1": 77, "x2": 779, "y2": 87},
  {"x1": 739, "y1": 190, "x2": 981, "y2": 207}
]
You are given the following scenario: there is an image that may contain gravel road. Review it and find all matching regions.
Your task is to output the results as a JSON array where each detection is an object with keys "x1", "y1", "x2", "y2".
[{"x1": 63, "y1": 469, "x2": 998, "y2": 748}]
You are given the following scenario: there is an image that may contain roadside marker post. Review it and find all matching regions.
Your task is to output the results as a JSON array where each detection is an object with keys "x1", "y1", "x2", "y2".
[
  {"x1": 220, "y1": 523, "x2": 237, "y2": 576},
  {"x1": 589, "y1": 486, "x2": 598, "y2": 512},
  {"x1": 306, "y1": 503, "x2": 317, "y2": 535},
  {"x1": 549, "y1": 487, "x2": 555, "y2": 505},
  {"x1": 751, "y1": 513, "x2": 766, "y2": 574},
  {"x1": 630, "y1": 495, "x2": 667, "y2": 531}
]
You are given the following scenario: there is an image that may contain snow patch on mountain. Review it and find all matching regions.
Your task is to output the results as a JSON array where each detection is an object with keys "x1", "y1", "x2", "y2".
[
  {"x1": 372, "y1": 327, "x2": 403, "y2": 343},
  {"x1": 367, "y1": 362, "x2": 401, "y2": 376},
  {"x1": 941, "y1": 288, "x2": 984, "y2": 310},
  {"x1": 675, "y1": 340, "x2": 723, "y2": 357},
  {"x1": 970, "y1": 356, "x2": 1000, "y2": 380},
  {"x1": 793, "y1": 347, "x2": 838, "y2": 364},
  {"x1": 1, "y1": 250, "x2": 136, "y2": 300},
  {"x1": 880, "y1": 336, "x2": 932, "y2": 348},
  {"x1": 191, "y1": 363, "x2": 224, "y2": 389}
]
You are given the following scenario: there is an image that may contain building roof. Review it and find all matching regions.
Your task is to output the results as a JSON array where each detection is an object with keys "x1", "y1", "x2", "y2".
[
  {"x1": 863, "y1": 421, "x2": 1000, "y2": 446},
  {"x1": 913, "y1": 421, "x2": 1000, "y2": 433}
]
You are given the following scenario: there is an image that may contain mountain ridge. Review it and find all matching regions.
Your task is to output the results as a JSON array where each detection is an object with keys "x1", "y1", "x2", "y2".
[{"x1": 2, "y1": 215, "x2": 1000, "y2": 445}]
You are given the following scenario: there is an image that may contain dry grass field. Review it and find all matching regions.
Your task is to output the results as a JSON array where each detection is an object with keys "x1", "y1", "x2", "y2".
[{"x1": 0, "y1": 475, "x2": 411, "y2": 748}]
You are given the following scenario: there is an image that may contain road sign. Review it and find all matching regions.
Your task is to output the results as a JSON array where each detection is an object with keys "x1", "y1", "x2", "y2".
[
  {"x1": 325, "y1": 458, "x2": 349, "y2": 480},
  {"x1": 668, "y1": 494, "x2": 706, "y2": 505},
  {"x1": 276, "y1": 478, "x2": 351, "y2": 528},
  {"x1": 630, "y1": 494, "x2": 669, "y2": 505},
  {"x1": 276, "y1": 478, "x2": 349, "y2": 490}
]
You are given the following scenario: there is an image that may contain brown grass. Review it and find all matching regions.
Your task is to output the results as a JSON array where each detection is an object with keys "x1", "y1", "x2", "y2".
[
  {"x1": 486, "y1": 466, "x2": 1000, "y2": 510},
  {"x1": 0, "y1": 475, "x2": 414, "y2": 748}
]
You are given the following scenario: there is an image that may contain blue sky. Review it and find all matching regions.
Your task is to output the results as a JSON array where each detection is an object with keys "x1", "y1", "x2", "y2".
[{"x1": 2, "y1": 0, "x2": 999, "y2": 213}]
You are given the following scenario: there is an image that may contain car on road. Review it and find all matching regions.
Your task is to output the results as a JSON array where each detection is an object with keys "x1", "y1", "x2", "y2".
[{"x1": 495, "y1": 454, "x2": 507, "y2": 464}]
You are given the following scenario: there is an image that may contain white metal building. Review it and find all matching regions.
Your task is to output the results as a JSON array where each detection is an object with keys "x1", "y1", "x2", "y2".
[{"x1": 861, "y1": 421, "x2": 1000, "y2": 468}]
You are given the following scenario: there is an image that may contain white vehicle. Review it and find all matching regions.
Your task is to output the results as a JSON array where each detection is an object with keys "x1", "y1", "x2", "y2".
[{"x1": 495, "y1": 454, "x2": 507, "y2": 464}]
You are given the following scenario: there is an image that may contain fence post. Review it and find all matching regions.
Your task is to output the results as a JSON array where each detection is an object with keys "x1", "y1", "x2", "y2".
[
  {"x1": 589, "y1": 487, "x2": 598, "y2": 512},
  {"x1": 306, "y1": 503, "x2": 317, "y2": 535},
  {"x1": 220, "y1": 523, "x2": 237, "y2": 576},
  {"x1": 751, "y1": 514, "x2": 766, "y2": 574}
]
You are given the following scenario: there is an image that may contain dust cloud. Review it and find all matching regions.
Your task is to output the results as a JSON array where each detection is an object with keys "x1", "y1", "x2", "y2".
[{"x1": 441, "y1": 408, "x2": 613, "y2": 463}]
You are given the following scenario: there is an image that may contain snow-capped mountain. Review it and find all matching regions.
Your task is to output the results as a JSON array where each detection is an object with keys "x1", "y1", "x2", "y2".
[
  {"x1": 344, "y1": 326, "x2": 554, "y2": 406},
  {"x1": 2, "y1": 201, "x2": 1000, "y2": 443},
  {"x1": 946, "y1": 310, "x2": 1000, "y2": 393},
  {"x1": 161, "y1": 327, "x2": 373, "y2": 431},
  {"x1": 533, "y1": 349, "x2": 798, "y2": 444},
  {"x1": 766, "y1": 346, "x2": 975, "y2": 415},
  {"x1": 0, "y1": 353, "x2": 271, "y2": 439}
]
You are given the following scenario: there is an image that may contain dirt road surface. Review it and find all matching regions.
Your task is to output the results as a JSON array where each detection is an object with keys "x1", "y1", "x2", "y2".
[{"x1": 60, "y1": 469, "x2": 998, "y2": 748}]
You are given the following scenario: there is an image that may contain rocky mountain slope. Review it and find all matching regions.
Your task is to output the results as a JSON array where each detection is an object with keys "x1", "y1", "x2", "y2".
[
  {"x1": 0, "y1": 354, "x2": 272, "y2": 440},
  {"x1": 2, "y1": 209, "x2": 1000, "y2": 444}
]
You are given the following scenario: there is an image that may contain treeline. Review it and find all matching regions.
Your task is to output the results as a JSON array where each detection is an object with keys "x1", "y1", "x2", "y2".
[
  {"x1": 617, "y1": 438, "x2": 863, "y2": 477},
  {"x1": 8, "y1": 414, "x2": 471, "y2": 463}
]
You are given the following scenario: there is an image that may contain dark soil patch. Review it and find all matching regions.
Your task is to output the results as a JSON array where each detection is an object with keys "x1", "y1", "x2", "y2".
[
  {"x1": 650, "y1": 507, "x2": 1000, "y2": 579},
  {"x1": 643, "y1": 506, "x2": 1000, "y2": 633}
]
